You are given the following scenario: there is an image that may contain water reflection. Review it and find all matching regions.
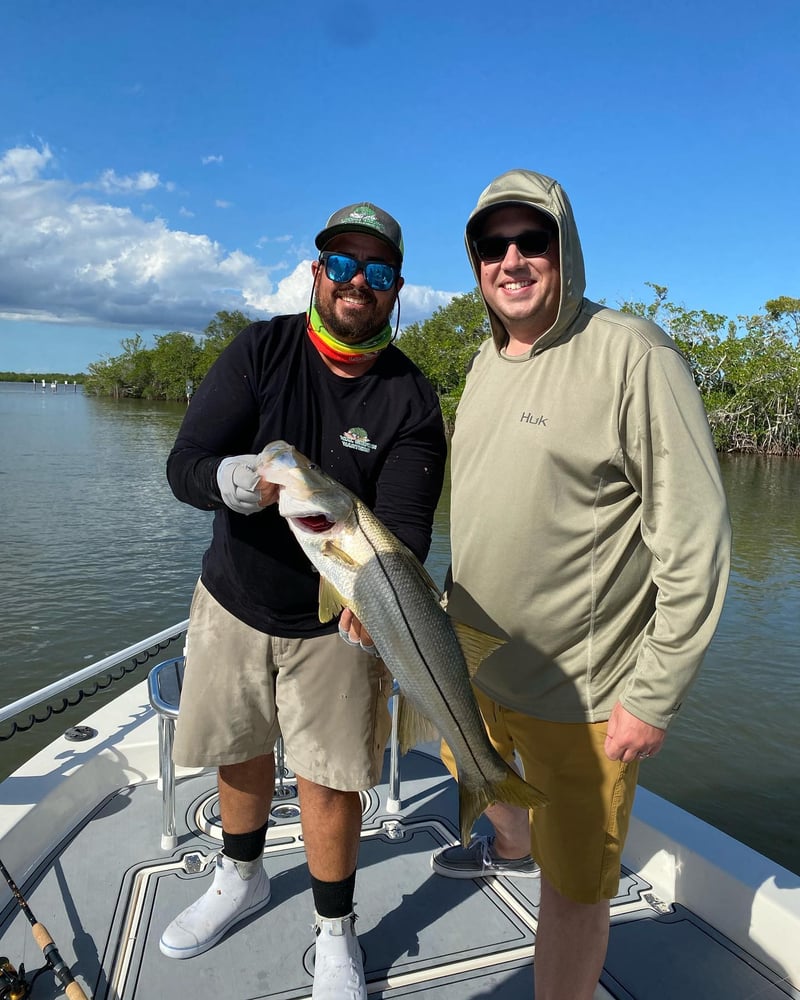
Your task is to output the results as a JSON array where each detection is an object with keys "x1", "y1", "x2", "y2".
[{"x1": 638, "y1": 454, "x2": 799, "y2": 874}]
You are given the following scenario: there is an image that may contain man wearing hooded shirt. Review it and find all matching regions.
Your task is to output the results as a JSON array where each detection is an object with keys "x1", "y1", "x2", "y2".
[
  {"x1": 431, "y1": 170, "x2": 731, "y2": 999},
  {"x1": 162, "y1": 202, "x2": 446, "y2": 999}
]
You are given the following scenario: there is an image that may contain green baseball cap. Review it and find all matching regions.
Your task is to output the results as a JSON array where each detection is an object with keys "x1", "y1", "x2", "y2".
[{"x1": 315, "y1": 202, "x2": 404, "y2": 262}]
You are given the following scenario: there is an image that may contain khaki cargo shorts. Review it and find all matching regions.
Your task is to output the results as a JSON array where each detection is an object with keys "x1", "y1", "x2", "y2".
[
  {"x1": 173, "y1": 580, "x2": 394, "y2": 791},
  {"x1": 440, "y1": 685, "x2": 639, "y2": 903}
]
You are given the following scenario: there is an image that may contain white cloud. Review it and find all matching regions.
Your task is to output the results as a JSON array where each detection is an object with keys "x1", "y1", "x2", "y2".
[
  {"x1": 202, "y1": 155, "x2": 223, "y2": 165},
  {"x1": 96, "y1": 168, "x2": 162, "y2": 193},
  {"x1": 0, "y1": 143, "x2": 457, "y2": 334},
  {"x1": 400, "y1": 284, "x2": 457, "y2": 320},
  {"x1": 215, "y1": 199, "x2": 232, "y2": 208},
  {"x1": 256, "y1": 234, "x2": 293, "y2": 248},
  {"x1": 0, "y1": 143, "x2": 54, "y2": 183},
  {"x1": 246, "y1": 261, "x2": 313, "y2": 314}
]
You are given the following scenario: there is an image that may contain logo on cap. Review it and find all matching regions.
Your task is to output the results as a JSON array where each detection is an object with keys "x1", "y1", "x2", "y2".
[
  {"x1": 316, "y1": 201, "x2": 403, "y2": 259},
  {"x1": 342, "y1": 205, "x2": 386, "y2": 234}
]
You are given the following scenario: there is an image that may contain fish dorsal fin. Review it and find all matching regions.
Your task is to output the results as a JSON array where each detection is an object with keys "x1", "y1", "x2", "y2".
[
  {"x1": 318, "y1": 577, "x2": 348, "y2": 624},
  {"x1": 395, "y1": 545, "x2": 442, "y2": 600},
  {"x1": 452, "y1": 620, "x2": 506, "y2": 678},
  {"x1": 396, "y1": 691, "x2": 439, "y2": 753}
]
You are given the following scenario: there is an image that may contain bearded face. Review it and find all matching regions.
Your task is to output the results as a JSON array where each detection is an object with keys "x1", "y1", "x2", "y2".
[{"x1": 311, "y1": 233, "x2": 403, "y2": 343}]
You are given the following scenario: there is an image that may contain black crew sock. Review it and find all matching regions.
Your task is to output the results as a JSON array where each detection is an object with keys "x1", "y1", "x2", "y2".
[
  {"x1": 310, "y1": 871, "x2": 356, "y2": 918},
  {"x1": 222, "y1": 821, "x2": 269, "y2": 862}
]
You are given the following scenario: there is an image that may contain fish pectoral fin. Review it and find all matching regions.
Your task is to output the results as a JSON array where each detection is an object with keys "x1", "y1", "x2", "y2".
[
  {"x1": 396, "y1": 692, "x2": 439, "y2": 754},
  {"x1": 320, "y1": 540, "x2": 359, "y2": 567},
  {"x1": 451, "y1": 620, "x2": 506, "y2": 677},
  {"x1": 318, "y1": 577, "x2": 348, "y2": 623}
]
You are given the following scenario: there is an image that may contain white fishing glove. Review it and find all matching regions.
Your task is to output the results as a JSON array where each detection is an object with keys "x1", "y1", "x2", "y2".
[
  {"x1": 338, "y1": 627, "x2": 382, "y2": 658},
  {"x1": 338, "y1": 609, "x2": 382, "y2": 658},
  {"x1": 216, "y1": 455, "x2": 263, "y2": 515}
]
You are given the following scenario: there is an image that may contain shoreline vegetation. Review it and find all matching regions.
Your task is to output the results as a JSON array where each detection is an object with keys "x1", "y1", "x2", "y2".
[
  {"x1": 2, "y1": 371, "x2": 85, "y2": 383},
  {"x1": 8, "y1": 289, "x2": 800, "y2": 456}
]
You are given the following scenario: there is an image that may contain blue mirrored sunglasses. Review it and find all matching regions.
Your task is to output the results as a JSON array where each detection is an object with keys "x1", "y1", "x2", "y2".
[{"x1": 319, "y1": 251, "x2": 399, "y2": 292}]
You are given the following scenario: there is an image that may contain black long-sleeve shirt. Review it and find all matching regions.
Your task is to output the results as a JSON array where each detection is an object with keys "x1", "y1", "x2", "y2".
[{"x1": 167, "y1": 315, "x2": 447, "y2": 637}]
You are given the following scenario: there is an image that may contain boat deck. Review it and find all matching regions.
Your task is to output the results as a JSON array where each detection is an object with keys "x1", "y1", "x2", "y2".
[{"x1": 0, "y1": 742, "x2": 796, "y2": 999}]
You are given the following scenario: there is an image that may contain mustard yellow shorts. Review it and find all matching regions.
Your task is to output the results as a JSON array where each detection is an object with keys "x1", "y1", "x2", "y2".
[
  {"x1": 173, "y1": 580, "x2": 393, "y2": 791},
  {"x1": 440, "y1": 685, "x2": 639, "y2": 903}
]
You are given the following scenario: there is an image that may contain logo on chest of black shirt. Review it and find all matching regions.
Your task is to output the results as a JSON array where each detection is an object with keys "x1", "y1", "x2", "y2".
[{"x1": 341, "y1": 426, "x2": 378, "y2": 453}]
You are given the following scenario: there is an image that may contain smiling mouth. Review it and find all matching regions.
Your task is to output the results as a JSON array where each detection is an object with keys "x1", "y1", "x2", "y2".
[{"x1": 337, "y1": 291, "x2": 373, "y2": 306}]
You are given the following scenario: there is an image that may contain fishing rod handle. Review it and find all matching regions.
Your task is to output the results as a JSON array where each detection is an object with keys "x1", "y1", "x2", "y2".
[
  {"x1": 32, "y1": 922, "x2": 63, "y2": 956},
  {"x1": 31, "y1": 924, "x2": 90, "y2": 1000},
  {"x1": 65, "y1": 983, "x2": 90, "y2": 1000}
]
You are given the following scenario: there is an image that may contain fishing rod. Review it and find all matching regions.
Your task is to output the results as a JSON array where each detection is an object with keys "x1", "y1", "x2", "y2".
[{"x1": 0, "y1": 857, "x2": 88, "y2": 1000}]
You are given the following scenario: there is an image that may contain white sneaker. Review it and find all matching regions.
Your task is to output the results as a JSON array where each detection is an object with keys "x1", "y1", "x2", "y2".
[
  {"x1": 159, "y1": 853, "x2": 271, "y2": 959},
  {"x1": 311, "y1": 911, "x2": 367, "y2": 999}
]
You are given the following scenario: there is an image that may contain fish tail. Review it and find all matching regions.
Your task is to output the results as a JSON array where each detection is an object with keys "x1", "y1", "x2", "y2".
[{"x1": 457, "y1": 764, "x2": 548, "y2": 847}]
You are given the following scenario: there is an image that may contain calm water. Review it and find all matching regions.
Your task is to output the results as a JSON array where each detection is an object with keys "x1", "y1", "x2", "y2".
[{"x1": 0, "y1": 381, "x2": 798, "y2": 874}]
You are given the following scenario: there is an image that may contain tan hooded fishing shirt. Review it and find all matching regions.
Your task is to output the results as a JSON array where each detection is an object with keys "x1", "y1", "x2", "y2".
[{"x1": 447, "y1": 170, "x2": 731, "y2": 729}]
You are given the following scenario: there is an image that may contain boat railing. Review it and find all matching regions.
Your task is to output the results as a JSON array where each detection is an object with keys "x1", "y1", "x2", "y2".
[
  {"x1": 0, "y1": 620, "x2": 189, "y2": 730},
  {"x1": 2, "y1": 621, "x2": 406, "y2": 816}
]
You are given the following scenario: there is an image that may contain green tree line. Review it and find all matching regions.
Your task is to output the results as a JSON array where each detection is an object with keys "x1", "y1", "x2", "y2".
[
  {"x1": 80, "y1": 290, "x2": 800, "y2": 456},
  {"x1": 82, "y1": 310, "x2": 252, "y2": 401},
  {"x1": 2, "y1": 371, "x2": 85, "y2": 382},
  {"x1": 619, "y1": 287, "x2": 800, "y2": 456}
]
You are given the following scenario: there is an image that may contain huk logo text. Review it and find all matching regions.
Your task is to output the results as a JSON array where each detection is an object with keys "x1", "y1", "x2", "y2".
[{"x1": 520, "y1": 412, "x2": 548, "y2": 427}]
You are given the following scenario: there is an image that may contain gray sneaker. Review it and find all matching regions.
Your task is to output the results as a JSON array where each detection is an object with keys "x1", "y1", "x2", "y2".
[{"x1": 431, "y1": 835, "x2": 539, "y2": 879}]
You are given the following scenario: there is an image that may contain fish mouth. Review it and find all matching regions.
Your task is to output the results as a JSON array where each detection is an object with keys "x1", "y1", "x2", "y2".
[{"x1": 290, "y1": 514, "x2": 336, "y2": 534}]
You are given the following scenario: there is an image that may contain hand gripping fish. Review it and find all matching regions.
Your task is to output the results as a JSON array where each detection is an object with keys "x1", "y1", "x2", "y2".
[{"x1": 255, "y1": 441, "x2": 547, "y2": 845}]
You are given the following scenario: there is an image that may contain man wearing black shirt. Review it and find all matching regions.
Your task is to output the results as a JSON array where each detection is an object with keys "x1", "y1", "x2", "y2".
[{"x1": 162, "y1": 203, "x2": 446, "y2": 1000}]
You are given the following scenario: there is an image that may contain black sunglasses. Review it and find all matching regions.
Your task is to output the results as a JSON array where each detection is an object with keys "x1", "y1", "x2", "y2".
[
  {"x1": 319, "y1": 251, "x2": 399, "y2": 291},
  {"x1": 473, "y1": 229, "x2": 552, "y2": 263}
]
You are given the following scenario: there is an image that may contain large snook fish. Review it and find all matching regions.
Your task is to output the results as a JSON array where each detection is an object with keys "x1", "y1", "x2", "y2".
[{"x1": 255, "y1": 440, "x2": 547, "y2": 845}]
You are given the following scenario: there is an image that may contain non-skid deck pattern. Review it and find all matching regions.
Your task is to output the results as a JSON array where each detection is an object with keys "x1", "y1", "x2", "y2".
[{"x1": 0, "y1": 748, "x2": 796, "y2": 999}]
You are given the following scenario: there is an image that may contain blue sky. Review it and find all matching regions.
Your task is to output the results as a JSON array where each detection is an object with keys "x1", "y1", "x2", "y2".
[{"x1": 1, "y1": 0, "x2": 798, "y2": 374}]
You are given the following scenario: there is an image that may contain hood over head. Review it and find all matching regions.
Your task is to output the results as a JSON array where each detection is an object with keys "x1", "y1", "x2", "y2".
[{"x1": 465, "y1": 169, "x2": 586, "y2": 353}]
